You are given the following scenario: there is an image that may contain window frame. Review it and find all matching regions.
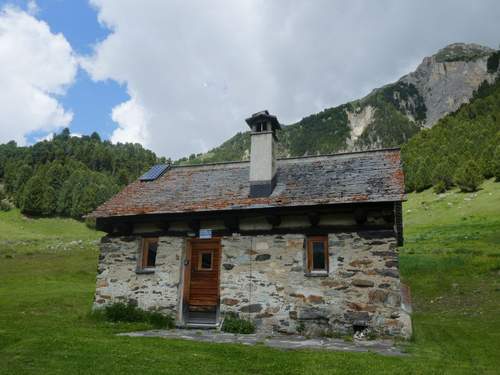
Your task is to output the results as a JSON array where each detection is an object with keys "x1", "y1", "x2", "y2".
[
  {"x1": 197, "y1": 250, "x2": 214, "y2": 271},
  {"x1": 306, "y1": 236, "x2": 329, "y2": 275},
  {"x1": 140, "y1": 237, "x2": 159, "y2": 270}
]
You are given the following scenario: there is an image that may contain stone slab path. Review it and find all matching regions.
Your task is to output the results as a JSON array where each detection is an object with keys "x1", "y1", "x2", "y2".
[{"x1": 118, "y1": 329, "x2": 406, "y2": 356}]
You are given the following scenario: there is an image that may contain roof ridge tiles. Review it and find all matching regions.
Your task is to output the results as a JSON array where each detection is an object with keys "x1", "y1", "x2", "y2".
[{"x1": 170, "y1": 147, "x2": 401, "y2": 169}]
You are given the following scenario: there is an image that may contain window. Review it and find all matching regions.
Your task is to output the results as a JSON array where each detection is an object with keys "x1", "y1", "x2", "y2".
[
  {"x1": 198, "y1": 250, "x2": 213, "y2": 271},
  {"x1": 141, "y1": 237, "x2": 158, "y2": 269},
  {"x1": 306, "y1": 236, "x2": 328, "y2": 274}
]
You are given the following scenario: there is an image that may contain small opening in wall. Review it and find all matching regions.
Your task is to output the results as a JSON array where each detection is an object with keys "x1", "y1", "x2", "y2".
[{"x1": 353, "y1": 324, "x2": 367, "y2": 333}]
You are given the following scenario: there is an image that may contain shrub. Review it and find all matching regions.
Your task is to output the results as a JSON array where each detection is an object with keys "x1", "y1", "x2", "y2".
[
  {"x1": 221, "y1": 312, "x2": 255, "y2": 334},
  {"x1": 432, "y1": 161, "x2": 454, "y2": 192},
  {"x1": 85, "y1": 217, "x2": 97, "y2": 230},
  {"x1": 98, "y1": 302, "x2": 174, "y2": 329},
  {"x1": 296, "y1": 321, "x2": 306, "y2": 335},
  {"x1": 0, "y1": 199, "x2": 12, "y2": 212},
  {"x1": 104, "y1": 302, "x2": 145, "y2": 322},
  {"x1": 433, "y1": 180, "x2": 448, "y2": 194},
  {"x1": 454, "y1": 160, "x2": 484, "y2": 192},
  {"x1": 147, "y1": 311, "x2": 175, "y2": 329},
  {"x1": 493, "y1": 145, "x2": 500, "y2": 182}
]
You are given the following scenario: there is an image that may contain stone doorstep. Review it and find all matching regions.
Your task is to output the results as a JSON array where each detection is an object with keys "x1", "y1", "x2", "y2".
[
  {"x1": 117, "y1": 329, "x2": 407, "y2": 356},
  {"x1": 185, "y1": 322, "x2": 220, "y2": 329}
]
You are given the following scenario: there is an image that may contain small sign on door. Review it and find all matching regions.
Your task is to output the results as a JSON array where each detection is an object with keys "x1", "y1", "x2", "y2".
[{"x1": 199, "y1": 229, "x2": 212, "y2": 239}]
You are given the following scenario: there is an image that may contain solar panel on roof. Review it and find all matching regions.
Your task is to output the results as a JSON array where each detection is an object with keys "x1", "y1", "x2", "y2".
[{"x1": 139, "y1": 164, "x2": 170, "y2": 181}]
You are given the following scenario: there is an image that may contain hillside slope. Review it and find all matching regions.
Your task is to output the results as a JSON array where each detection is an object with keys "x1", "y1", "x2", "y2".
[{"x1": 180, "y1": 43, "x2": 499, "y2": 165}]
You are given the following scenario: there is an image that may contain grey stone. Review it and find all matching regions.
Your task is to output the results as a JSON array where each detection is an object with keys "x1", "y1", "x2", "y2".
[
  {"x1": 344, "y1": 311, "x2": 369, "y2": 323},
  {"x1": 340, "y1": 271, "x2": 357, "y2": 278},
  {"x1": 255, "y1": 254, "x2": 271, "y2": 261},
  {"x1": 101, "y1": 236, "x2": 113, "y2": 243},
  {"x1": 239, "y1": 304, "x2": 263, "y2": 313},
  {"x1": 377, "y1": 269, "x2": 400, "y2": 278},
  {"x1": 222, "y1": 298, "x2": 239, "y2": 306},
  {"x1": 358, "y1": 230, "x2": 393, "y2": 240},
  {"x1": 371, "y1": 251, "x2": 396, "y2": 257},
  {"x1": 352, "y1": 279, "x2": 375, "y2": 288},
  {"x1": 222, "y1": 263, "x2": 234, "y2": 270},
  {"x1": 385, "y1": 260, "x2": 398, "y2": 268},
  {"x1": 368, "y1": 289, "x2": 389, "y2": 304},
  {"x1": 298, "y1": 308, "x2": 329, "y2": 320},
  {"x1": 120, "y1": 236, "x2": 137, "y2": 242}
]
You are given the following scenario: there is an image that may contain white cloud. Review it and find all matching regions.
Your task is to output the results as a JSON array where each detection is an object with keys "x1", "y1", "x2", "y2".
[
  {"x1": 35, "y1": 132, "x2": 54, "y2": 143},
  {"x1": 110, "y1": 96, "x2": 150, "y2": 145},
  {"x1": 34, "y1": 131, "x2": 82, "y2": 144},
  {"x1": 85, "y1": 0, "x2": 500, "y2": 159},
  {"x1": 0, "y1": 6, "x2": 77, "y2": 145},
  {"x1": 27, "y1": 1, "x2": 39, "y2": 15}
]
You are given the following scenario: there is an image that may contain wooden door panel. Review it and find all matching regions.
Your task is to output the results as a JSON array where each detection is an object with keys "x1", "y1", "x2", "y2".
[{"x1": 186, "y1": 239, "x2": 220, "y2": 307}]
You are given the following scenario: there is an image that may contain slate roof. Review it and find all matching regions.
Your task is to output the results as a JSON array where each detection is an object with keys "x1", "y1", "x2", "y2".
[{"x1": 89, "y1": 148, "x2": 405, "y2": 219}]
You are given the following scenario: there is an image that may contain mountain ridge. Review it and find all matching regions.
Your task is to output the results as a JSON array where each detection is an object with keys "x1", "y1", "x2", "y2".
[{"x1": 178, "y1": 43, "x2": 499, "y2": 165}]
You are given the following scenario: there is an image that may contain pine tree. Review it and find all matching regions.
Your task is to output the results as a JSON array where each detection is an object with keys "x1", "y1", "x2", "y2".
[
  {"x1": 432, "y1": 161, "x2": 454, "y2": 193},
  {"x1": 71, "y1": 182, "x2": 98, "y2": 218},
  {"x1": 413, "y1": 157, "x2": 433, "y2": 192},
  {"x1": 58, "y1": 170, "x2": 85, "y2": 217},
  {"x1": 20, "y1": 175, "x2": 46, "y2": 215},
  {"x1": 41, "y1": 186, "x2": 57, "y2": 216},
  {"x1": 454, "y1": 160, "x2": 484, "y2": 192},
  {"x1": 45, "y1": 161, "x2": 67, "y2": 191}
]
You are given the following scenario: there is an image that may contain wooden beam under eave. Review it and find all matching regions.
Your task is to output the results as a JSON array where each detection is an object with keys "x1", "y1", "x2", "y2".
[
  {"x1": 353, "y1": 208, "x2": 367, "y2": 225},
  {"x1": 308, "y1": 212, "x2": 320, "y2": 227},
  {"x1": 188, "y1": 219, "x2": 200, "y2": 232},
  {"x1": 266, "y1": 215, "x2": 281, "y2": 227},
  {"x1": 223, "y1": 217, "x2": 239, "y2": 232},
  {"x1": 157, "y1": 222, "x2": 170, "y2": 231},
  {"x1": 114, "y1": 222, "x2": 133, "y2": 236}
]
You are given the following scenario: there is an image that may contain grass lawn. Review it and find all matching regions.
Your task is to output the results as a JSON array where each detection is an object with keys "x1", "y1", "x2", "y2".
[{"x1": 1, "y1": 180, "x2": 499, "y2": 374}]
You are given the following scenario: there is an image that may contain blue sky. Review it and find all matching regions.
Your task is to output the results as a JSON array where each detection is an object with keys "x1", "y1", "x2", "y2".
[
  {"x1": 0, "y1": 1, "x2": 498, "y2": 159},
  {"x1": 3, "y1": 0, "x2": 128, "y2": 143}
]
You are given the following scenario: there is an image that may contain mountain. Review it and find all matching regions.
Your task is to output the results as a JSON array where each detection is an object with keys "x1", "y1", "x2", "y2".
[
  {"x1": 402, "y1": 75, "x2": 500, "y2": 193},
  {"x1": 179, "y1": 43, "x2": 500, "y2": 165}
]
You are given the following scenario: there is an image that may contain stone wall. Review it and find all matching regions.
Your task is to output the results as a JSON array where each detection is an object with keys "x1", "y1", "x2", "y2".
[
  {"x1": 93, "y1": 230, "x2": 411, "y2": 338},
  {"x1": 220, "y1": 231, "x2": 411, "y2": 338},
  {"x1": 93, "y1": 236, "x2": 184, "y2": 318}
]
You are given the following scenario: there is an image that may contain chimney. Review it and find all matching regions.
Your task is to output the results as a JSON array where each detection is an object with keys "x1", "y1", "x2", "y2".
[{"x1": 245, "y1": 110, "x2": 281, "y2": 197}]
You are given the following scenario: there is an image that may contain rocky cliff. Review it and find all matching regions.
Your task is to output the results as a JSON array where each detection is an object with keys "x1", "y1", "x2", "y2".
[
  {"x1": 179, "y1": 43, "x2": 499, "y2": 164},
  {"x1": 402, "y1": 43, "x2": 497, "y2": 127}
]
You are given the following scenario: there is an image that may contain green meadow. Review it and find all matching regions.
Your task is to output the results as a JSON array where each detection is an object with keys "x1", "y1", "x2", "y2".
[{"x1": 0, "y1": 180, "x2": 499, "y2": 374}]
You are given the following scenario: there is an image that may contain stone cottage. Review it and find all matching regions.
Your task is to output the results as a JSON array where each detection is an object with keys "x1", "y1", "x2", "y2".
[{"x1": 89, "y1": 110, "x2": 412, "y2": 338}]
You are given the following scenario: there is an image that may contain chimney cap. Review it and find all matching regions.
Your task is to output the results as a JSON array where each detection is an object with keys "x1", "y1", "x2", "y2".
[{"x1": 245, "y1": 110, "x2": 281, "y2": 130}]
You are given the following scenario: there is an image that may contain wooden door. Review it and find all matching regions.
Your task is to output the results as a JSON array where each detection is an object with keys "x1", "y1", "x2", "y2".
[{"x1": 185, "y1": 239, "x2": 221, "y2": 307}]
